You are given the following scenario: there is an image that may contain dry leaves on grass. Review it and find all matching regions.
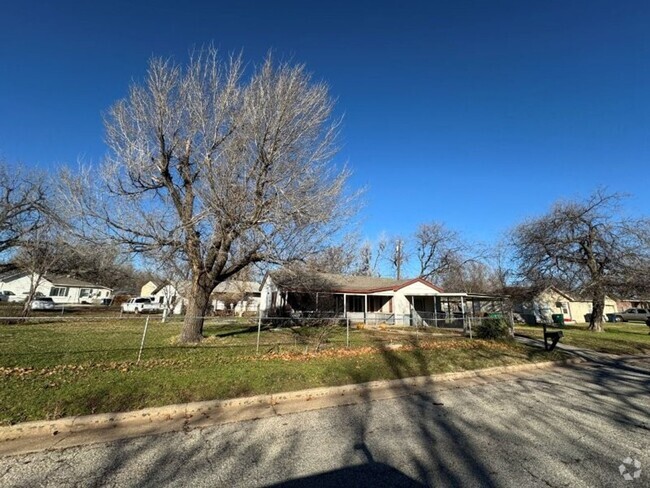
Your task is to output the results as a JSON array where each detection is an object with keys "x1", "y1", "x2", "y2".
[
  {"x1": 0, "y1": 358, "x2": 193, "y2": 379},
  {"x1": 257, "y1": 339, "x2": 516, "y2": 362}
]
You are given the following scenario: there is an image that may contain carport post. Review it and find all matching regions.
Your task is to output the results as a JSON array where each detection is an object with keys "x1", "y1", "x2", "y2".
[
  {"x1": 346, "y1": 317, "x2": 350, "y2": 348},
  {"x1": 461, "y1": 296, "x2": 466, "y2": 334},
  {"x1": 256, "y1": 310, "x2": 262, "y2": 355},
  {"x1": 364, "y1": 295, "x2": 368, "y2": 325}
]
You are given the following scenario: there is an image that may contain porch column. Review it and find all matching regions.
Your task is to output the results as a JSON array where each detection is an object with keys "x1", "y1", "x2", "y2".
[
  {"x1": 410, "y1": 295, "x2": 415, "y2": 326},
  {"x1": 343, "y1": 293, "x2": 347, "y2": 319},
  {"x1": 364, "y1": 294, "x2": 368, "y2": 325},
  {"x1": 460, "y1": 295, "x2": 466, "y2": 332}
]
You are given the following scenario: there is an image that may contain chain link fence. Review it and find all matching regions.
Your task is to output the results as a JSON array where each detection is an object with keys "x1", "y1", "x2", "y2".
[{"x1": 0, "y1": 305, "x2": 514, "y2": 368}]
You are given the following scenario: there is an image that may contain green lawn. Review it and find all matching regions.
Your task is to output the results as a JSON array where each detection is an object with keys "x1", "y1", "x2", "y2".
[
  {"x1": 1, "y1": 316, "x2": 566, "y2": 425},
  {"x1": 515, "y1": 322, "x2": 650, "y2": 355}
]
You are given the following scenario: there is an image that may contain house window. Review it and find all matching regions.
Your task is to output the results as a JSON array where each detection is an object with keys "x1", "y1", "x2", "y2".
[
  {"x1": 80, "y1": 288, "x2": 92, "y2": 298},
  {"x1": 50, "y1": 287, "x2": 69, "y2": 297}
]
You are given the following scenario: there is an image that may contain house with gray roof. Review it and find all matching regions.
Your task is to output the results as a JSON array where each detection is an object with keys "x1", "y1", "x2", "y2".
[{"x1": 0, "y1": 271, "x2": 112, "y2": 304}]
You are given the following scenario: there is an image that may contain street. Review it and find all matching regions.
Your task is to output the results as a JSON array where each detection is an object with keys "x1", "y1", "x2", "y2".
[{"x1": 1, "y1": 356, "x2": 648, "y2": 487}]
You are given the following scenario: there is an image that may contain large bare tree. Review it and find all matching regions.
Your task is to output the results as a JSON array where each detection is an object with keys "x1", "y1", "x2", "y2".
[
  {"x1": 65, "y1": 49, "x2": 352, "y2": 342},
  {"x1": 414, "y1": 222, "x2": 477, "y2": 284},
  {"x1": 511, "y1": 190, "x2": 650, "y2": 331},
  {"x1": 0, "y1": 161, "x2": 47, "y2": 256}
]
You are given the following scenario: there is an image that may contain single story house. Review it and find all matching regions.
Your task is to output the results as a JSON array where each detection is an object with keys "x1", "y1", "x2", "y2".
[
  {"x1": 506, "y1": 285, "x2": 618, "y2": 324},
  {"x1": 141, "y1": 280, "x2": 261, "y2": 315},
  {"x1": 0, "y1": 271, "x2": 113, "y2": 304},
  {"x1": 260, "y1": 269, "x2": 505, "y2": 327}
]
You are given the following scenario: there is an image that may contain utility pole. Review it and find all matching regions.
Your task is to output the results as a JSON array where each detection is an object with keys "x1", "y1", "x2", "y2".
[{"x1": 395, "y1": 240, "x2": 402, "y2": 280}]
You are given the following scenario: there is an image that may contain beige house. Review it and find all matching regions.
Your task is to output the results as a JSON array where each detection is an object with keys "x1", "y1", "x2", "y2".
[
  {"x1": 509, "y1": 286, "x2": 617, "y2": 324},
  {"x1": 139, "y1": 281, "x2": 158, "y2": 297}
]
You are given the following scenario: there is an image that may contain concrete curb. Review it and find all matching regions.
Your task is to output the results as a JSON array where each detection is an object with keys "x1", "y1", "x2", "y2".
[{"x1": 0, "y1": 358, "x2": 583, "y2": 457}]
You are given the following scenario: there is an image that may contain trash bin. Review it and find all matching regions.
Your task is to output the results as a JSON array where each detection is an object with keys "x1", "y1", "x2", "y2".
[{"x1": 551, "y1": 314, "x2": 564, "y2": 325}]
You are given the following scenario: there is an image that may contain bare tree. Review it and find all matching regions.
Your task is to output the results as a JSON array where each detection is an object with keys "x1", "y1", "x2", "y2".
[
  {"x1": 13, "y1": 220, "x2": 67, "y2": 316},
  {"x1": 0, "y1": 161, "x2": 47, "y2": 255},
  {"x1": 414, "y1": 222, "x2": 472, "y2": 282},
  {"x1": 304, "y1": 241, "x2": 359, "y2": 274},
  {"x1": 511, "y1": 190, "x2": 650, "y2": 331},
  {"x1": 63, "y1": 48, "x2": 353, "y2": 342}
]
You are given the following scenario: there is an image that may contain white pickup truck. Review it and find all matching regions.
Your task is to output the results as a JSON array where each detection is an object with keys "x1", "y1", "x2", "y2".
[{"x1": 121, "y1": 297, "x2": 161, "y2": 314}]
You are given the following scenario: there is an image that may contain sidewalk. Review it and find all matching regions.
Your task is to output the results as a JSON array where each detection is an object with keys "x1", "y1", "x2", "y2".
[{"x1": 514, "y1": 334, "x2": 648, "y2": 364}]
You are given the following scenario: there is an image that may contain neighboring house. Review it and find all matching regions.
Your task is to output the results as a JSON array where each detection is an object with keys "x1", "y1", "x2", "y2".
[
  {"x1": 140, "y1": 281, "x2": 158, "y2": 297},
  {"x1": 615, "y1": 298, "x2": 650, "y2": 312},
  {"x1": 506, "y1": 285, "x2": 618, "y2": 324},
  {"x1": 212, "y1": 281, "x2": 261, "y2": 314},
  {"x1": 142, "y1": 280, "x2": 261, "y2": 315},
  {"x1": 259, "y1": 269, "x2": 504, "y2": 326},
  {"x1": 0, "y1": 271, "x2": 113, "y2": 304}
]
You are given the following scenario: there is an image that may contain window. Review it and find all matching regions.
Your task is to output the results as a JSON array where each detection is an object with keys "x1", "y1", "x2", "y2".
[
  {"x1": 638, "y1": 309, "x2": 647, "y2": 314},
  {"x1": 50, "y1": 287, "x2": 68, "y2": 297}
]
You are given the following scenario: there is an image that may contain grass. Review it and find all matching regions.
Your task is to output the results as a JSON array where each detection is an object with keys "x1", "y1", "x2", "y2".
[
  {"x1": 0, "y1": 314, "x2": 567, "y2": 425},
  {"x1": 515, "y1": 321, "x2": 650, "y2": 355}
]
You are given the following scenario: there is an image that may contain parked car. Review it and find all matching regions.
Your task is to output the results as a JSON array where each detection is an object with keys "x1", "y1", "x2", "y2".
[
  {"x1": 121, "y1": 297, "x2": 160, "y2": 314},
  {"x1": 8, "y1": 291, "x2": 45, "y2": 303},
  {"x1": 0, "y1": 290, "x2": 16, "y2": 302},
  {"x1": 614, "y1": 308, "x2": 650, "y2": 322},
  {"x1": 30, "y1": 297, "x2": 56, "y2": 311}
]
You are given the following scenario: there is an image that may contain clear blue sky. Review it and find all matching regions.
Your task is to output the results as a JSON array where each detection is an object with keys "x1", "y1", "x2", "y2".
[{"x1": 1, "y1": 1, "x2": 649, "y2": 247}]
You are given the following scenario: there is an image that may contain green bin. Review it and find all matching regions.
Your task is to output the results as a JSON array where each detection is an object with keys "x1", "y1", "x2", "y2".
[{"x1": 551, "y1": 314, "x2": 564, "y2": 325}]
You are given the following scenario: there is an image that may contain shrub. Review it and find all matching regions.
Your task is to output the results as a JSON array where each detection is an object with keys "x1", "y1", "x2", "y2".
[{"x1": 474, "y1": 318, "x2": 510, "y2": 340}]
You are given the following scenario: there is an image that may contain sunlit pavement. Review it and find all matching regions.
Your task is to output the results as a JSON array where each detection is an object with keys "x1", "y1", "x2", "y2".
[{"x1": 1, "y1": 357, "x2": 648, "y2": 487}]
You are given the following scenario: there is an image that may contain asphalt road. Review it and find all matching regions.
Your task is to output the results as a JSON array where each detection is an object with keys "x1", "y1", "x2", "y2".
[{"x1": 1, "y1": 356, "x2": 648, "y2": 487}]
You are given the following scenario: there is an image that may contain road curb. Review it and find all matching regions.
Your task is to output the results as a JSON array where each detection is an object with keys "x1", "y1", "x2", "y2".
[{"x1": 0, "y1": 358, "x2": 583, "y2": 456}]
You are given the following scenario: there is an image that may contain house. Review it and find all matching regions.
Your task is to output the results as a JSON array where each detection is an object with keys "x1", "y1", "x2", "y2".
[
  {"x1": 141, "y1": 280, "x2": 261, "y2": 315},
  {"x1": 212, "y1": 281, "x2": 261, "y2": 314},
  {"x1": 140, "y1": 280, "x2": 158, "y2": 297},
  {"x1": 0, "y1": 271, "x2": 113, "y2": 304},
  {"x1": 615, "y1": 297, "x2": 650, "y2": 312},
  {"x1": 259, "y1": 269, "x2": 505, "y2": 326},
  {"x1": 506, "y1": 285, "x2": 618, "y2": 324}
]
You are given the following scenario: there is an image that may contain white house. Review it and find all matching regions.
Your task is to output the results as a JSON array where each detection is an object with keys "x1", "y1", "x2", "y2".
[
  {"x1": 141, "y1": 280, "x2": 261, "y2": 315},
  {"x1": 212, "y1": 280, "x2": 261, "y2": 314},
  {"x1": 0, "y1": 271, "x2": 113, "y2": 304},
  {"x1": 506, "y1": 285, "x2": 618, "y2": 324},
  {"x1": 260, "y1": 270, "x2": 503, "y2": 326}
]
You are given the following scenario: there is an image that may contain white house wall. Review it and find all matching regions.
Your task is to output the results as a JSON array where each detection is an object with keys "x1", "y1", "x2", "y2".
[
  {"x1": 398, "y1": 282, "x2": 441, "y2": 296},
  {"x1": 0, "y1": 275, "x2": 52, "y2": 297}
]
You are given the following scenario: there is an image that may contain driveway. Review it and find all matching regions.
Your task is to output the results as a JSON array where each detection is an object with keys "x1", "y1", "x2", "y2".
[{"x1": 1, "y1": 356, "x2": 648, "y2": 487}]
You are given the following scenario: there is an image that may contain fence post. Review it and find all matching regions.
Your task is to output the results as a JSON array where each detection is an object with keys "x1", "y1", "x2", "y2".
[
  {"x1": 137, "y1": 316, "x2": 150, "y2": 363},
  {"x1": 60, "y1": 304, "x2": 64, "y2": 317},
  {"x1": 468, "y1": 317, "x2": 473, "y2": 339},
  {"x1": 256, "y1": 310, "x2": 262, "y2": 355},
  {"x1": 346, "y1": 317, "x2": 350, "y2": 348},
  {"x1": 162, "y1": 308, "x2": 167, "y2": 323}
]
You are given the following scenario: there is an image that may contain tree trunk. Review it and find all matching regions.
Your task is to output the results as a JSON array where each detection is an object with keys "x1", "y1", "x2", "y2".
[
  {"x1": 588, "y1": 290, "x2": 605, "y2": 332},
  {"x1": 180, "y1": 280, "x2": 213, "y2": 343}
]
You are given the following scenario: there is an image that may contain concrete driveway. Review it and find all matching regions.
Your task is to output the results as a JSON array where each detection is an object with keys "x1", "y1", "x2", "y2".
[{"x1": 1, "y1": 356, "x2": 648, "y2": 487}]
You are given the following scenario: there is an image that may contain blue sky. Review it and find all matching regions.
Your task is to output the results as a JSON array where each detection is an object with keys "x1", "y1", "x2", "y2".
[{"x1": 1, "y1": 1, "x2": 649, "y2": 250}]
